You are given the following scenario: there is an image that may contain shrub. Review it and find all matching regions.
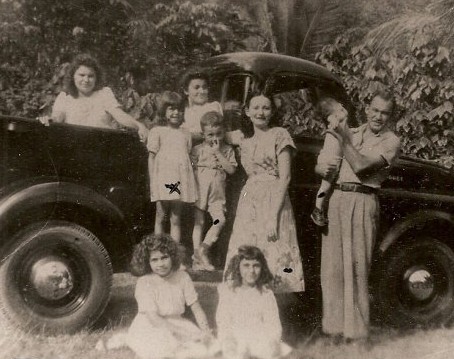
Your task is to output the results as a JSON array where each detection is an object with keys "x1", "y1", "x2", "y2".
[
  {"x1": 0, "y1": 0, "x2": 259, "y2": 121},
  {"x1": 315, "y1": 31, "x2": 454, "y2": 168}
]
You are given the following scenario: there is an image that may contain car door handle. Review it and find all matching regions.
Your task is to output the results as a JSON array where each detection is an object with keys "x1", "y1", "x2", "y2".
[{"x1": 7, "y1": 122, "x2": 33, "y2": 133}]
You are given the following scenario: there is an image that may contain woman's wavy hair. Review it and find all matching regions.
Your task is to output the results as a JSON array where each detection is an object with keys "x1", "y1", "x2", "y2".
[
  {"x1": 64, "y1": 53, "x2": 104, "y2": 98},
  {"x1": 129, "y1": 233, "x2": 181, "y2": 276},
  {"x1": 241, "y1": 92, "x2": 280, "y2": 138},
  {"x1": 224, "y1": 245, "x2": 273, "y2": 291},
  {"x1": 180, "y1": 68, "x2": 210, "y2": 93}
]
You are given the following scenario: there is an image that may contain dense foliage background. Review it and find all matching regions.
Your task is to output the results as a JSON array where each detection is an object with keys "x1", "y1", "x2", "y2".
[
  {"x1": 1, "y1": 0, "x2": 453, "y2": 167},
  {"x1": 316, "y1": 32, "x2": 454, "y2": 167}
]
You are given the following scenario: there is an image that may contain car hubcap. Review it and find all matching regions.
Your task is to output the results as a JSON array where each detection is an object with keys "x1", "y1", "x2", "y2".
[
  {"x1": 14, "y1": 235, "x2": 92, "y2": 318},
  {"x1": 404, "y1": 267, "x2": 435, "y2": 302},
  {"x1": 30, "y1": 257, "x2": 74, "y2": 300}
]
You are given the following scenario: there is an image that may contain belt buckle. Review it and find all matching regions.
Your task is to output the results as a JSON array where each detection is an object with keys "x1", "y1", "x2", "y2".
[
  {"x1": 340, "y1": 183, "x2": 355, "y2": 192},
  {"x1": 339, "y1": 182, "x2": 373, "y2": 194}
]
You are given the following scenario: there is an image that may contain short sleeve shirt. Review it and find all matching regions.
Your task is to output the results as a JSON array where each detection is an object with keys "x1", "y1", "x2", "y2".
[
  {"x1": 240, "y1": 127, "x2": 296, "y2": 178},
  {"x1": 134, "y1": 270, "x2": 198, "y2": 317},
  {"x1": 337, "y1": 124, "x2": 401, "y2": 188},
  {"x1": 51, "y1": 87, "x2": 121, "y2": 129},
  {"x1": 191, "y1": 143, "x2": 237, "y2": 178}
]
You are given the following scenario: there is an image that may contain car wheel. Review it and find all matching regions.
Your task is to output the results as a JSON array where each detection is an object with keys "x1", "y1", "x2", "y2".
[
  {"x1": 374, "y1": 237, "x2": 454, "y2": 327},
  {"x1": 0, "y1": 221, "x2": 113, "y2": 335}
]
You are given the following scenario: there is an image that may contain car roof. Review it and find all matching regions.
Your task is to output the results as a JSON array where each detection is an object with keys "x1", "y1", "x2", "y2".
[{"x1": 195, "y1": 52, "x2": 343, "y2": 86}]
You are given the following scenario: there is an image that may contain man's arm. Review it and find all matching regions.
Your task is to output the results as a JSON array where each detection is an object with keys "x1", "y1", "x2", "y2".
[
  {"x1": 340, "y1": 138, "x2": 388, "y2": 176},
  {"x1": 327, "y1": 121, "x2": 399, "y2": 177}
]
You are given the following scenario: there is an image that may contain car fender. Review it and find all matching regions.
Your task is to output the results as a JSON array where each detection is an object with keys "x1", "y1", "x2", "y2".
[
  {"x1": 0, "y1": 178, "x2": 126, "y2": 244},
  {"x1": 379, "y1": 209, "x2": 454, "y2": 254}
]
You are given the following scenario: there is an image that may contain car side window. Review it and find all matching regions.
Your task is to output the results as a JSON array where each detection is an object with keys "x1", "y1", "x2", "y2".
[
  {"x1": 221, "y1": 74, "x2": 253, "y2": 131},
  {"x1": 268, "y1": 74, "x2": 352, "y2": 138},
  {"x1": 272, "y1": 88, "x2": 325, "y2": 138}
]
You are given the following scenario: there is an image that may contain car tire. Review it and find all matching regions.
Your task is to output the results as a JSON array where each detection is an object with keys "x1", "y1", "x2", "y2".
[
  {"x1": 374, "y1": 237, "x2": 454, "y2": 327},
  {"x1": 0, "y1": 221, "x2": 113, "y2": 335}
]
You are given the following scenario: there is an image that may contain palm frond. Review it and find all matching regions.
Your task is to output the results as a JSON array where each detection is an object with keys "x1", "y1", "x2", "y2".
[
  {"x1": 428, "y1": 0, "x2": 454, "y2": 42},
  {"x1": 428, "y1": 0, "x2": 454, "y2": 19},
  {"x1": 363, "y1": 13, "x2": 442, "y2": 56}
]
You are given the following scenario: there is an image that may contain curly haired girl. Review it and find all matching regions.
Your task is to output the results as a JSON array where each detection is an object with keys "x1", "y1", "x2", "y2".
[
  {"x1": 216, "y1": 245, "x2": 293, "y2": 359},
  {"x1": 126, "y1": 233, "x2": 215, "y2": 359}
]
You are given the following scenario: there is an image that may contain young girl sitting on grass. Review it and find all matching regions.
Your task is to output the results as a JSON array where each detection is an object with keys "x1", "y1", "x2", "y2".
[
  {"x1": 216, "y1": 245, "x2": 293, "y2": 359},
  {"x1": 126, "y1": 233, "x2": 216, "y2": 359},
  {"x1": 191, "y1": 111, "x2": 237, "y2": 271},
  {"x1": 148, "y1": 91, "x2": 197, "y2": 243},
  {"x1": 311, "y1": 97, "x2": 348, "y2": 227}
]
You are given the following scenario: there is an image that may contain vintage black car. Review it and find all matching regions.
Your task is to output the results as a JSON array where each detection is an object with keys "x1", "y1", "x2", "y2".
[{"x1": 1, "y1": 52, "x2": 454, "y2": 335}]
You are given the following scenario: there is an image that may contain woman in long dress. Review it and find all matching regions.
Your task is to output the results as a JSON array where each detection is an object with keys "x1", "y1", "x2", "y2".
[{"x1": 224, "y1": 93, "x2": 304, "y2": 293}]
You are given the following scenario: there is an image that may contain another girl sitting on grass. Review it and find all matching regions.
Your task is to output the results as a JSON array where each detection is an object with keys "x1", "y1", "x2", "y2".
[
  {"x1": 148, "y1": 91, "x2": 197, "y2": 243},
  {"x1": 216, "y1": 245, "x2": 293, "y2": 359},
  {"x1": 191, "y1": 111, "x2": 237, "y2": 271},
  {"x1": 311, "y1": 97, "x2": 348, "y2": 227},
  {"x1": 126, "y1": 233, "x2": 216, "y2": 359}
]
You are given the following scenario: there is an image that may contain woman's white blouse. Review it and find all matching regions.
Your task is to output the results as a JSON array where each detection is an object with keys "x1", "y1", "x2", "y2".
[
  {"x1": 52, "y1": 87, "x2": 121, "y2": 129},
  {"x1": 182, "y1": 101, "x2": 222, "y2": 133}
]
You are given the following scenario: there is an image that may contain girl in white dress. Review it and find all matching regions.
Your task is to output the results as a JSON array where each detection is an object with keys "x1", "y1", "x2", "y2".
[
  {"x1": 180, "y1": 70, "x2": 223, "y2": 143},
  {"x1": 126, "y1": 233, "x2": 215, "y2": 359},
  {"x1": 217, "y1": 245, "x2": 293, "y2": 359},
  {"x1": 148, "y1": 91, "x2": 198, "y2": 242}
]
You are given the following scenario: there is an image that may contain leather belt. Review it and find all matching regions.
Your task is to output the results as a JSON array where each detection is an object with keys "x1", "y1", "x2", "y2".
[{"x1": 334, "y1": 182, "x2": 377, "y2": 194}]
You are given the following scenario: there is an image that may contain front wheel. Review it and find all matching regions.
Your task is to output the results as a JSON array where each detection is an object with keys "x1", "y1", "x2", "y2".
[
  {"x1": 374, "y1": 237, "x2": 454, "y2": 327},
  {"x1": 0, "y1": 221, "x2": 113, "y2": 335}
]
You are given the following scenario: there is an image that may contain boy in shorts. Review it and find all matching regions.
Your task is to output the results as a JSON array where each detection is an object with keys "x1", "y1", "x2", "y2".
[{"x1": 191, "y1": 111, "x2": 237, "y2": 270}]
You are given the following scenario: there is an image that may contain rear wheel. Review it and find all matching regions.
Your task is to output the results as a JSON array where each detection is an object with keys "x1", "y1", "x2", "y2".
[
  {"x1": 375, "y1": 237, "x2": 454, "y2": 327},
  {"x1": 0, "y1": 221, "x2": 113, "y2": 335}
]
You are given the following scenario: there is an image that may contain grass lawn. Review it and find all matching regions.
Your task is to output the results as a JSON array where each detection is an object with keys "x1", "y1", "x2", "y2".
[{"x1": 2, "y1": 273, "x2": 454, "y2": 359}]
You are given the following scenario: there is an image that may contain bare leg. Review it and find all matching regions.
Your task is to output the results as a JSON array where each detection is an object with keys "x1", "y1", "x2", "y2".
[
  {"x1": 203, "y1": 213, "x2": 225, "y2": 247},
  {"x1": 316, "y1": 179, "x2": 332, "y2": 210},
  {"x1": 194, "y1": 211, "x2": 224, "y2": 271},
  {"x1": 170, "y1": 201, "x2": 183, "y2": 243},
  {"x1": 192, "y1": 207, "x2": 205, "y2": 252},
  {"x1": 154, "y1": 201, "x2": 168, "y2": 235}
]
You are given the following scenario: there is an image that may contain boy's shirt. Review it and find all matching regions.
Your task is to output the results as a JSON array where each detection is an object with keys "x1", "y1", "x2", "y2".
[{"x1": 191, "y1": 142, "x2": 237, "y2": 181}]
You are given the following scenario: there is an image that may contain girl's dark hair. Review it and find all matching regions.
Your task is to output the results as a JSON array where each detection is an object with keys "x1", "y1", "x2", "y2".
[
  {"x1": 64, "y1": 53, "x2": 104, "y2": 97},
  {"x1": 129, "y1": 233, "x2": 181, "y2": 276},
  {"x1": 156, "y1": 91, "x2": 184, "y2": 121},
  {"x1": 224, "y1": 245, "x2": 273, "y2": 291},
  {"x1": 242, "y1": 92, "x2": 280, "y2": 138},
  {"x1": 180, "y1": 68, "x2": 210, "y2": 92}
]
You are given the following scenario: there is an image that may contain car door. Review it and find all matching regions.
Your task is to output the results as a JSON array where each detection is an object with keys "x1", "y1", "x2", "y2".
[{"x1": 264, "y1": 72, "x2": 353, "y2": 299}]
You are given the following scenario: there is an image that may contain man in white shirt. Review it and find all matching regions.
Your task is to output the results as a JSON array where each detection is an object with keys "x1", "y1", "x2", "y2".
[{"x1": 315, "y1": 89, "x2": 401, "y2": 340}]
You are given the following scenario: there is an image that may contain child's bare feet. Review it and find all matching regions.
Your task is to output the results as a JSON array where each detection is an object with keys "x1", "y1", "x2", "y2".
[{"x1": 192, "y1": 246, "x2": 215, "y2": 271}]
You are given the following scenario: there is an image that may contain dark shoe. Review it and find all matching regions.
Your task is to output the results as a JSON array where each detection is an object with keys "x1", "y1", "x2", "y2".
[{"x1": 311, "y1": 207, "x2": 328, "y2": 227}]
